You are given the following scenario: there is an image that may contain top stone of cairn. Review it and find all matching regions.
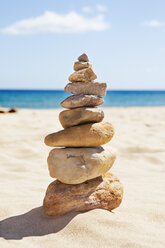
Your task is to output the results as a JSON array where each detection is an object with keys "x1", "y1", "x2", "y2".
[
  {"x1": 69, "y1": 53, "x2": 97, "y2": 82},
  {"x1": 78, "y1": 53, "x2": 89, "y2": 62}
]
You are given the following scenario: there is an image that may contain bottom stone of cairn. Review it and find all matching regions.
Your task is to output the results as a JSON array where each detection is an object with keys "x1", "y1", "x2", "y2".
[{"x1": 43, "y1": 172, "x2": 123, "y2": 216}]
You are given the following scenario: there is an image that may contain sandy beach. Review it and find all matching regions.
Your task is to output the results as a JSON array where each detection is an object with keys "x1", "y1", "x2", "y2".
[{"x1": 0, "y1": 106, "x2": 165, "y2": 248}]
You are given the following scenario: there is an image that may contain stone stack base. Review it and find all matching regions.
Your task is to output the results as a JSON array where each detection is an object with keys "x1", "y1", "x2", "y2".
[{"x1": 43, "y1": 172, "x2": 123, "y2": 216}]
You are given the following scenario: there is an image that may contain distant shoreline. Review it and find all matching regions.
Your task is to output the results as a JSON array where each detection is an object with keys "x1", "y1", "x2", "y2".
[{"x1": 0, "y1": 89, "x2": 165, "y2": 92}]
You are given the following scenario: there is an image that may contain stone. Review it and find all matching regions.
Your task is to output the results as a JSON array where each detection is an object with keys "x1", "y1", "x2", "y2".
[
  {"x1": 8, "y1": 108, "x2": 18, "y2": 113},
  {"x1": 64, "y1": 81, "x2": 107, "y2": 97},
  {"x1": 73, "y1": 61, "x2": 91, "y2": 71},
  {"x1": 78, "y1": 53, "x2": 89, "y2": 62},
  {"x1": 0, "y1": 109, "x2": 6, "y2": 113},
  {"x1": 68, "y1": 68, "x2": 97, "y2": 82},
  {"x1": 47, "y1": 146, "x2": 116, "y2": 184},
  {"x1": 43, "y1": 172, "x2": 123, "y2": 216},
  {"x1": 44, "y1": 122, "x2": 114, "y2": 147},
  {"x1": 60, "y1": 94, "x2": 104, "y2": 109},
  {"x1": 59, "y1": 107, "x2": 104, "y2": 128}
]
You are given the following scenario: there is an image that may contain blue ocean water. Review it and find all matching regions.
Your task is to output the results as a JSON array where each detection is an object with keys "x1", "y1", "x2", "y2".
[{"x1": 0, "y1": 90, "x2": 165, "y2": 109}]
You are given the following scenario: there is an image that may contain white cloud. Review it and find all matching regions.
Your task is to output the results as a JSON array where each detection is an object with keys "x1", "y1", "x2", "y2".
[
  {"x1": 82, "y1": 6, "x2": 92, "y2": 14},
  {"x1": 144, "y1": 20, "x2": 164, "y2": 27},
  {"x1": 0, "y1": 10, "x2": 109, "y2": 35},
  {"x1": 96, "y1": 4, "x2": 108, "y2": 12}
]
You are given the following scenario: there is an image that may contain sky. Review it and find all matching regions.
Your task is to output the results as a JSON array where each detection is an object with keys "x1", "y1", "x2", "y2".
[{"x1": 0, "y1": 0, "x2": 164, "y2": 90}]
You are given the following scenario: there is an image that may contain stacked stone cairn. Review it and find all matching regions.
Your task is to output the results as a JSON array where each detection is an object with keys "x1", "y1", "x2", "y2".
[{"x1": 43, "y1": 53, "x2": 123, "y2": 216}]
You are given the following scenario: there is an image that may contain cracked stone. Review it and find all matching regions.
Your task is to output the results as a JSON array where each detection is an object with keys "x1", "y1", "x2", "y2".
[{"x1": 47, "y1": 146, "x2": 116, "y2": 184}]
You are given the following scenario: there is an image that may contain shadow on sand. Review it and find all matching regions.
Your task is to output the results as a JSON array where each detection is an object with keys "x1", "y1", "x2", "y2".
[{"x1": 0, "y1": 206, "x2": 79, "y2": 240}]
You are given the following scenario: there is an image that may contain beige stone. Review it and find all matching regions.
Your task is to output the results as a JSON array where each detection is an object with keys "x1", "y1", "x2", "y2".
[
  {"x1": 73, "y1": 61, "x2": 91, "y2": 71},
  {"x1": 78, "y1": 53, "x2": 89, "y2": 62},
  {"x1": 68, "y1": 68, "x2": 97, "y2": 82},
  {"x1": 59, "y1": 107, "x2": 104, "y2": 128},
  {"x1": 60, "y1": 94, "x2": 104, "y2": 109},
  {"x1": 44, "y1": 122, "x2": 114, "y2": 147},
  {"x1": 47, "y1": 146, "x2": 116, "y2": 184},
  {"x1": 43, "y1": 172, "x2": 123, "y2": 216},
  {"x1": 64, "y1": 81, "x2": 107, "y2": 97}
]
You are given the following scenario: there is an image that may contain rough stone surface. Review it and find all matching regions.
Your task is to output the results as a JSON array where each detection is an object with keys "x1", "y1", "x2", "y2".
[
  {"x1": 43, "y1": 172, "x2": 123, "y2": 216},
  {"x1": 44, "y1": 122, "x2": 114, "y2": 147},
  {"x1": 68, "y1": 68, "x2": 97, "y2": 82},
  {"x1": 59, "y1": 107, "x2": 104, "y2": 128},
  {"x1": 47, "y1": 146, "x2": 116, "y2": 184},
  {"x1": 73, "y1": 62, "x2": 91, "y2": 71},
  {"x1": 60, "y1": 94, "x2": 104, "y2": 109},
  {"x1": 78, "y1": 53, "x2": 89, "y2": 62},
  {"x1": 65, "y1": 81, "x2": 107, "y2": 97}
]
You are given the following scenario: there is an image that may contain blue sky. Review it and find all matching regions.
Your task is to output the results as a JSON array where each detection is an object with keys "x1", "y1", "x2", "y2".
[{"x1": 0, "y1": 0, "x2": 164, "y2": 90}]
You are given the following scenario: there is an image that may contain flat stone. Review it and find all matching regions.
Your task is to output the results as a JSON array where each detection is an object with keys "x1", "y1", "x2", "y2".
[
  {"x1": 43, "y1": 172, "x2": 123, "y2": 216},
  {"x1": 68, "y1": 68, "x2": 97, "y2": 82},
  {"x1": 59, "y1": 107, "x2": 104, "y2": 128},
  {"x1": 78, "y1": 53, "x2": 89, "y2": 62},
  {"x1": 73, "y1": 61, "x2": 91, "y2": 71},
  {"x1": 47, "y1": 146, "x2": 116, "y2": 184},
  {"x1": 64, "y1": 81, "x2": 107, "y2": 97},
  {"x1": 44, "y1": 122, "x2": 114, "y2": 147},
  {"x1": 60, "y1": 94, "x2": 104, "y2": 109}
]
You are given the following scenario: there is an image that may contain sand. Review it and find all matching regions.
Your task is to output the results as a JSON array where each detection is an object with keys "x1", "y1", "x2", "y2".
[{"x1": 0, "y1": 107, "x2": 165, "y2": 248}]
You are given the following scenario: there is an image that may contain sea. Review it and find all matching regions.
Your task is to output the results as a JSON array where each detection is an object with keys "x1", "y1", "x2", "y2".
[{"x1": 0, "y1": 90, "x2": 165, "y2": 109}]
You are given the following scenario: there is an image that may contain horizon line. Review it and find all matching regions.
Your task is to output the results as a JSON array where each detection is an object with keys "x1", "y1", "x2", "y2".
[{"x1": 0, "y1": 88, "x2": 165, "y2": 91}]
